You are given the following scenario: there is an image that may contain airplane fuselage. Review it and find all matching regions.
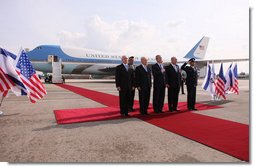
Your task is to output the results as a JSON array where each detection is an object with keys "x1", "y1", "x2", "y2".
[{"x1": 27, "y1": 45, "x2": 159, "y2": 75}]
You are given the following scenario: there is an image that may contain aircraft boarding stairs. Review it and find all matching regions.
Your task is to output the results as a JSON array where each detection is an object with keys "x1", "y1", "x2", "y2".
[{"x1": 49, "y1": 55, "x2": 63, "y2": 84}]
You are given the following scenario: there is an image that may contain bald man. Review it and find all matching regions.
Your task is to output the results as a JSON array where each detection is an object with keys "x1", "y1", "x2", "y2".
[
  {"x1": 135, "y1": 57, "x2": 152, "y2": 115},
  {"x1": 115, "y1": 55, "x2": 134, "y2": 116},
  {"x1": 165, "y1": 57, "x2": 181, "y2": 112}
]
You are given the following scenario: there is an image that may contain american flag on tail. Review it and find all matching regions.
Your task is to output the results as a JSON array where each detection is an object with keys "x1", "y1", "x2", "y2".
[
  {"x1": 229, "y1": 63, "x2": 239, "y2": 95},
  {"x1": 16, "y1": 49, "x2": 47, "y2": 103},
  {"x1": 215, "y1": 63, "x2": 226, "y2": 99}
]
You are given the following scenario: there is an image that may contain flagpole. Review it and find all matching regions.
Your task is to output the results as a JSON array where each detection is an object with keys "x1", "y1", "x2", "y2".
[
  {"x1": 211, "y1": 60, "x2": 216, "y2": 101},
  {"x1": 0, "y1": 96, "x2": 4, "y2": 107},
  {"x1": 0, "y1": 96, "x2": 4, "y2": 115}
]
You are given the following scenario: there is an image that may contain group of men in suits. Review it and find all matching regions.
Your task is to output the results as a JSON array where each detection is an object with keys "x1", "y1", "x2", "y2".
[{"x1": 115, "y1": 55, "x2": 198, "y2": 117}]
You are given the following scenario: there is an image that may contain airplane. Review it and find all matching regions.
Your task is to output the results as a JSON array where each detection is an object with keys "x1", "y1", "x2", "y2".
[{"x1": 26, "y1": 36, "x2": 249, "y2": 76}]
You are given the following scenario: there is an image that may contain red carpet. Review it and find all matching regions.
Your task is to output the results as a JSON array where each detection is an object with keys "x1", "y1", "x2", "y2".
[
  {"x1": 54, "y1": 107, "x2": 121, "y2": 124},
  {"x1": 54, "y1": 84, "x2": 249, "y2": 161},
  {"x1": 56, "y1": 83, "x2": 121, "y2": 107},
  {"x1": 54, "y1": 102, "x2": 219, "y2": 124},
  {"x1": 54, "y1": 103, "x2": 221, "y2": 124},
  {"x1": 138, "y1": 112, "x2": 249, "y2": 162}
]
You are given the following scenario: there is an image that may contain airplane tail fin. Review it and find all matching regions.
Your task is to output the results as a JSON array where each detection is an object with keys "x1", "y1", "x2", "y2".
[{"x1": 184, "y1": 36, "x2": 210, "y2": 60}]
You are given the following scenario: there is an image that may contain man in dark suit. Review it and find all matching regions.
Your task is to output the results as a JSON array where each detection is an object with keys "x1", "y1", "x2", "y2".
[
  {"x1": 115, "y1": 55, "x2": 134, "y2": 116},
  {"x1": 128, "y1": 56, "x2": 136, "y2": 112},
  {"x1": 152, "y1": 55, "x2": 165, "y2": 113},
  {"x1": 181, "y1": 58, "x2": 198, "y2": 111},
  {"x1": 165, "y1": 57, "x2": 181, "y2": 112},
  {"x1": 135, "y1": 57, "x2": 152, "y2": 115}
]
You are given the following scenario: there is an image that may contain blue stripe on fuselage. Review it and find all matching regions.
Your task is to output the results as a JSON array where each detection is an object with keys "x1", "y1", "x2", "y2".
[{"x1": 27, "y1": 45, "x2": 148, "y2": 64}]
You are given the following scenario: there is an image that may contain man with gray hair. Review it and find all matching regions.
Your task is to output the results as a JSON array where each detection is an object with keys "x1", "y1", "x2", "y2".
[
  {"x1": 135, "y1": 57, "x2": 152, "y2": 115},
  {"x1": 115, "y1": 55, "x2": 134, "y2": 116}
]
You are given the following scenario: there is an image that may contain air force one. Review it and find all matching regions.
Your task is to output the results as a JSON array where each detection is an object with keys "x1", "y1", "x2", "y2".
[{"x1": 26, "y1": 36, "x2": 249, "y2": 75}]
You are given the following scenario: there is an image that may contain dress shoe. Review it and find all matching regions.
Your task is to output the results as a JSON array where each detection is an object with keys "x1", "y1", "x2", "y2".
[
  {"x1": 125, "y1": 113, "x2": 130, "y2": 116},
  {"x1": 174, "y1": 109, "x2": 180, "y2": 112},
  {"x1": 192, "y1": 108, "x2": 198, "y2": 111},
  {"x1": 159, "y1": 111, "x2": 164, "y2": 113},
  {"x1": 188, "y1": 108, "x2": 193, "y2": 111}
]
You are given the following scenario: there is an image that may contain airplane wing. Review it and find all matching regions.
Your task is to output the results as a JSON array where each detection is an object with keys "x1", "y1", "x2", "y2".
[
  {"x1": 199, "y1": 58, "x2": 248, "y2": 63},
  {"x1": 177, "y1": 58, "x2": 249, "y2": 69}
]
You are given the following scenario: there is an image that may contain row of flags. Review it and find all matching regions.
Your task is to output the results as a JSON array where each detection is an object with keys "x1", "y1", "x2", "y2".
[
  {"x1": 0, "y1": 48, "x2": 46, "y2": 103},
  {"x1": 202, "y1": 62, "x2": 239, "y2": 100}
]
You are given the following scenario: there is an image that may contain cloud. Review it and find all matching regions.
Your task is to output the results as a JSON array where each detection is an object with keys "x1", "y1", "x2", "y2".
[
  {"x1": 167, "y1": 20, "x2": 185, "y2": 28},
  {"x1": 57, "y1": 15, "x2": 191, "y2": 59},
  {"x1": 58, "y1": 31, "x2": 87, "y2": 48},
  {"x1": 58, "y1": 15, "x2": 180, "y2": 57}
]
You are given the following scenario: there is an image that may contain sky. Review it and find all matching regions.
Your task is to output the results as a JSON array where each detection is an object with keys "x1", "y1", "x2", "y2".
[{"x1": 0, "y1": 0, "x2": 249, "y2": 73}]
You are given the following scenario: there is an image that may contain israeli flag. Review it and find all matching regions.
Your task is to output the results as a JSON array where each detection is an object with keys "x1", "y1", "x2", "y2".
[
  {"x1": 225, "y1": 63, "x2": 233, "y2": 93},
  {"x1": 202, "y1": 62, "x2": 216, "y2": 96},
  {"x1": 0, "y1": 48, "x2": 27, "y2": 96}
]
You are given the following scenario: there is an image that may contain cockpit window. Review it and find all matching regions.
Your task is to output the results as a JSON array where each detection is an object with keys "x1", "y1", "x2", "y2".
[{"x1": 36, "y1": 46, "x2": 42, "y2": 50}]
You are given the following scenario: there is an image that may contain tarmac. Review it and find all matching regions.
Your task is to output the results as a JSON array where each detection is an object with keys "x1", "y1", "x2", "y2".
[{"x1": 0, "y1": 79, "x2": 249, "y2": 163}]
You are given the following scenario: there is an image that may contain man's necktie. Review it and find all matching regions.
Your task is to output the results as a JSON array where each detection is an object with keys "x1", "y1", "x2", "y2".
[
  {"x1": 125, "y1": 64, "x2": 128, "y2": 71},
  {"x1": 175, "y1": 65, "x2": 178, "y2": 72}
]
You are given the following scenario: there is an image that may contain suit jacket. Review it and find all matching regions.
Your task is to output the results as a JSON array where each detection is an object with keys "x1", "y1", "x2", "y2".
[
  {"x1": 128, "y1": 64, "x2": 136, "y2": 89},
  {"x1": 135, "y1": 65, "x2": 152, "y2": 90},
  {"x1": 165, "y1": 64, "x2": 181, "y2": 88},
  {"x1": 181, "y1": 62, "x2": 198, "y2": 87},
  {"x1": 152, "y1": 63, "x2": 165, "y2": 88},
  {"x1": 115, "y1": 64, "x2": 134, "y2": 90}
]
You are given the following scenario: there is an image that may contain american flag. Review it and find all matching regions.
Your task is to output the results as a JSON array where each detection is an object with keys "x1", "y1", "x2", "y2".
[
  {"x1": 229, "y1": 63, "x2": 239, "y2": 95},
  {"x1": 16, "y1": 50, "x2": 46, "y2": 103},
  {"x1": 0, "y1": 90, "x2": 8, "y2": 97},
  {"x1": 199, "y1": 45, "x2": 205, "y2": 50},
  {"x1": 0, "y1": 68, "x2": 14, "y2": 95},
  {"x1": 215, "y1": 63, "x2": 226, "y2": 99}
]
